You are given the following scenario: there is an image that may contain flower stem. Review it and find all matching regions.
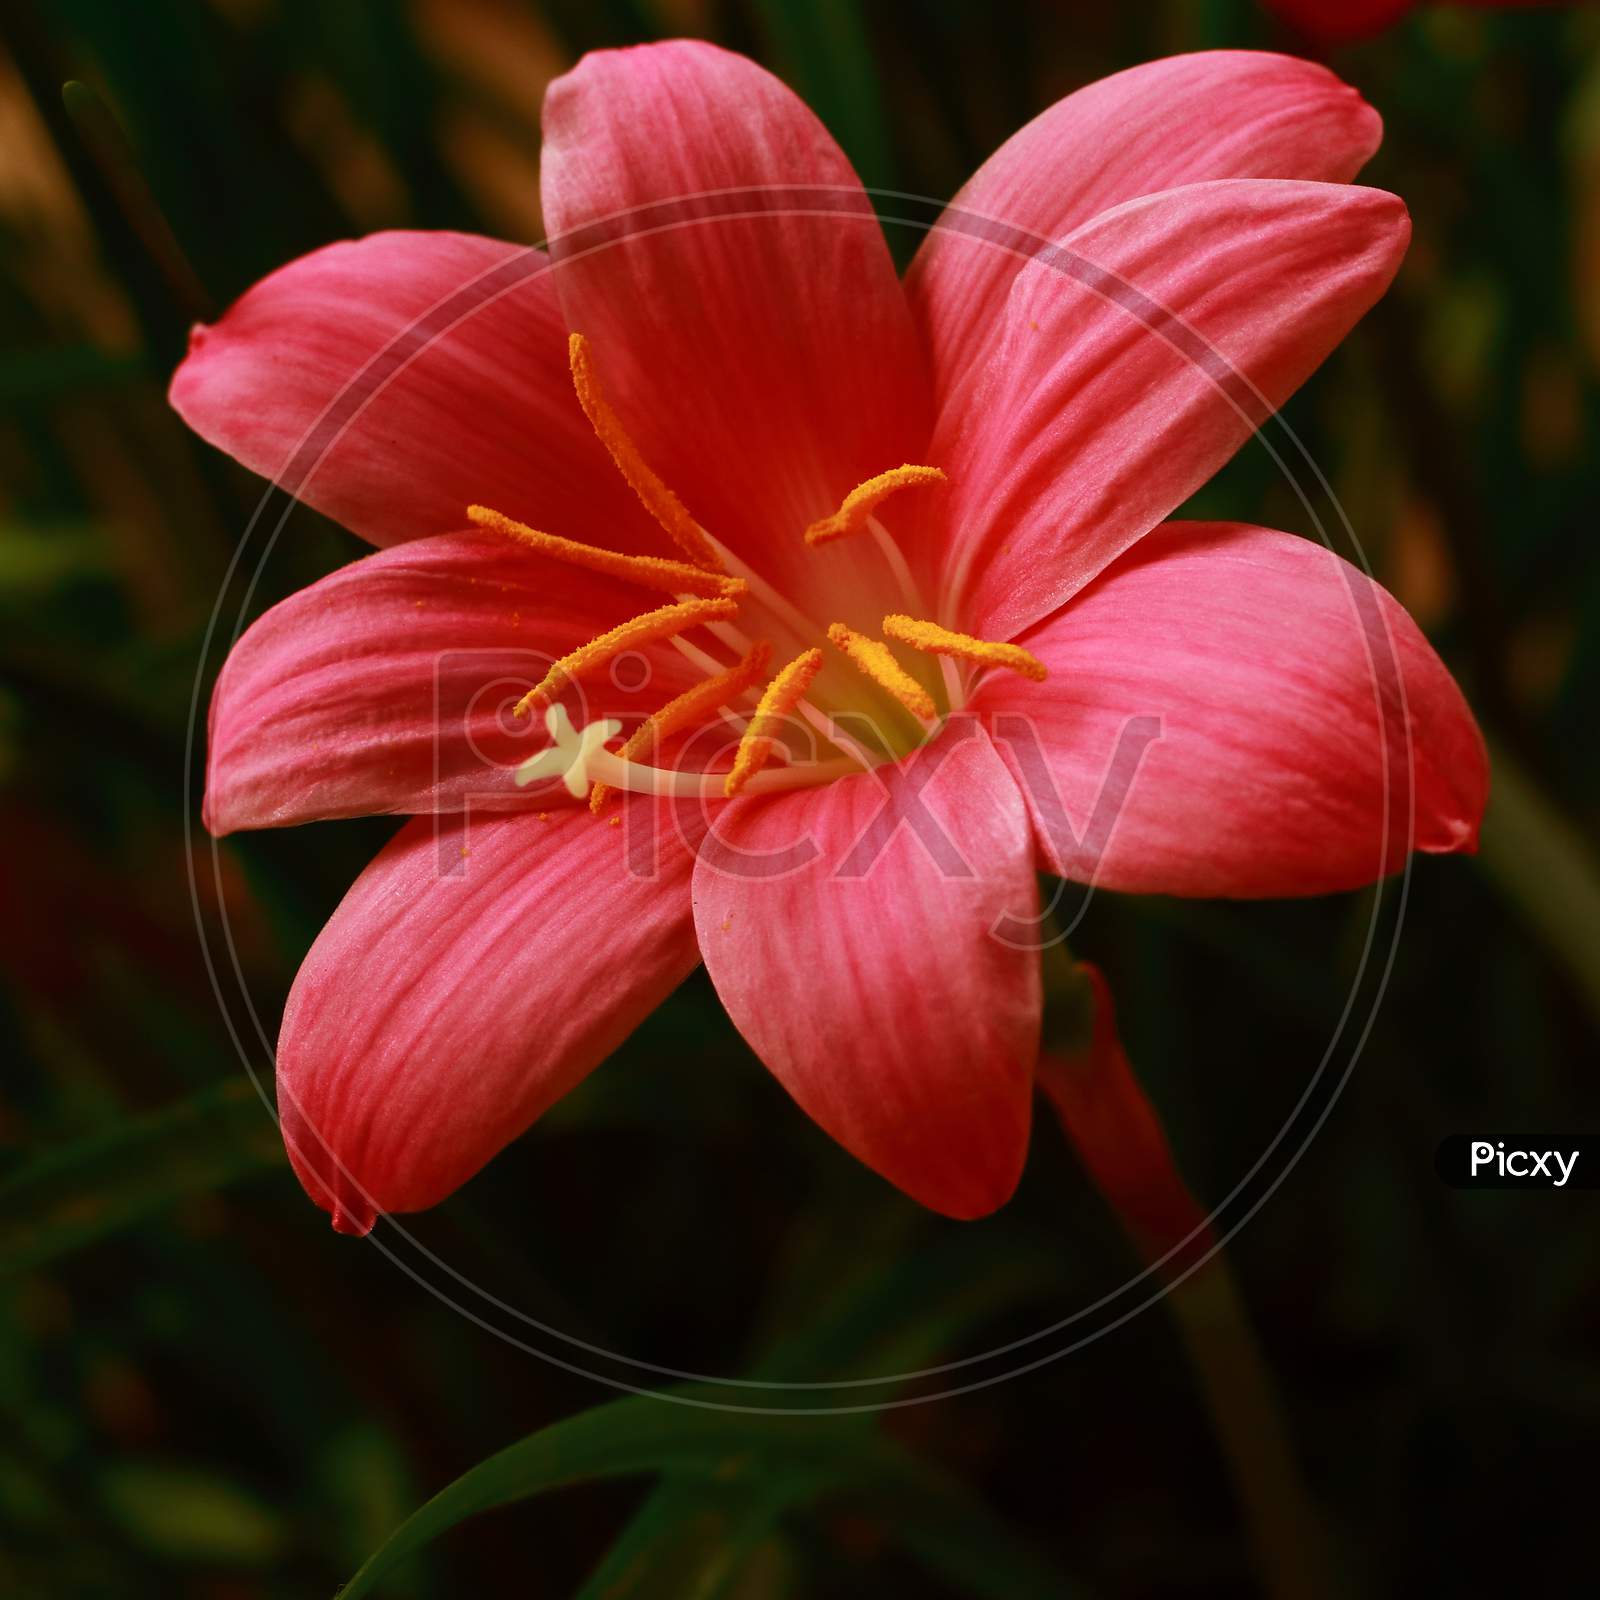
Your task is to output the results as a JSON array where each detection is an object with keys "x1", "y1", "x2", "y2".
[
  {"x1": 1039, "y1": 954, "x2": 1337, "y2": 1600},
  {"x1": 1163, "y1": 1259, "x2": 1337, "y2": 1600}
]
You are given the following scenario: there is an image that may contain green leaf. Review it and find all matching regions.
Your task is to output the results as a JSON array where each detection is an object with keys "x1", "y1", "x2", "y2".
[
  {"x1": 582, "y1": 1224, "x2": 1065, "y2": 1598},
  {"x1": 574, "y1": 1469, "x2": 808, "y2": 1600},
  {"x1": 338, "y1": 1397, "x2": 835, "y2": 1598},
  {"x1": 0, "y1": 1081, "x2": 283, "y2": 1277},
  {"x1": 340, "y1": 1395, "x2": 1081, "y2": 1600}
]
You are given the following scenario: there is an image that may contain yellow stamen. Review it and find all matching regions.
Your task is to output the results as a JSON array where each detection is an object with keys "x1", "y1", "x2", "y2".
[
  {"x1": 590, "y1": 641, "x2": 773, "y2": 814},
  {"x1": 803, "y1": 464, "x2": 946, "y2": 547},
  {"x1": 825, "y1": 623, "x2": 936, "y2": 719},
  {"x1": 568, "y1": 332, "x2": 723, "y2": 572},
  {"x1": 468, "y1": 505, "x2": 743, "y2": 599},
  {"x1": 725, "y1": 648, "x2": 824, "y2": 798},
  {"x1": 881, "y1": 614, "x2": 1048, "y2": 682},
  {"x1": 514, "y1": 598, "x2": 738, "y2": 716}
]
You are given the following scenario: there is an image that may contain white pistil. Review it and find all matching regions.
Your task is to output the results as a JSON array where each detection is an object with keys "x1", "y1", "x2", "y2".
[
  {"x1": 865, "y1": 511, "x2": 923, "y2": 612},
  {"x1": 586, "y1": 746, "x2": 859, "y2": 799},
  {"x1": 673, "y1": 586, "x2": 762, "y2": 673},
  {"x1": 515, "y1": 706, "x2": 846, "y2": 801},
  {"x1": 514, "y1": 706, "x2": 621, "y2": 796},
  {"x1": 866, "y1": 511, "x2": 965, "y2": 711},
  {"x1": 696, "y1": 525, "x2": 827, "y2": 647},
  {"x1": 665, "y1": 631, "x2": 775, "y2": 749},
  {"x1": 793, "y1": 698, "x2": 875, "y2": 771}
]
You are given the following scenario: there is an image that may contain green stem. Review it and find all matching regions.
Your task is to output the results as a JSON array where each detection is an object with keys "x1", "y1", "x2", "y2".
[
  {"x1": 1039, "y1": 951, "x2": 1337, "y2": 1600},
  {"x1": 1474, "y1": 735, "x2": 1600, "y2": 1028},
  {"x1": 1164, "y1": 1262, "x2": 1336, "y2": 1600}
]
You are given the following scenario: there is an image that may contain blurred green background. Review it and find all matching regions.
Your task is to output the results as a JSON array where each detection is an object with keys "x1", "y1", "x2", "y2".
[{"x1": 2, "y1": 0, "x2": 1598, "y2": 1594}]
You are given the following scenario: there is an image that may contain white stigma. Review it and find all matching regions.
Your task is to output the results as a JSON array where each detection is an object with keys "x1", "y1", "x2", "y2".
[{"x1": 513, "y1": 705, "x2": 621, "y2": 796}]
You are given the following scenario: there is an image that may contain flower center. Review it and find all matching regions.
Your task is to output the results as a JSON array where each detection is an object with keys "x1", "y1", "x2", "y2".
[{"x1": 472, "y1": 332, "x2": 1045, "y2": 810}]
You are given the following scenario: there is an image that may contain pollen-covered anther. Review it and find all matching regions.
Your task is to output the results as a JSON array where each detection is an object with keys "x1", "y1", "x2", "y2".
[
  {"x1": 590, "y1": 641, "x2": 773, "y2": 814},
  {"x1": 803, "y1": 464, "x2": 947, "y2": 547},
  {"x1": 882, "y1": 614, "x2": 1047, "y2": 682},
  {"x1": 825, "y1": 623, "x2": 936, "y2": 719},
  {"x1": 725, "y1": 647, "x2": 824, "y2": 799},
  {"x1": 568, "y1": 332, "x2": 723, "y2": 572},
  {"x1": 513, "y1": 597, "x2": 738, "y2": 717},
  {"x1": 467, "y1": 506, "x2": 744, "y2": 599}
]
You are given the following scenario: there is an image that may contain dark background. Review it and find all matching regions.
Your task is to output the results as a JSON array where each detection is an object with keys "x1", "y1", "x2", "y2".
[{"x1": 2, "y1": 0, "x2": 1597, "y2": 1594}]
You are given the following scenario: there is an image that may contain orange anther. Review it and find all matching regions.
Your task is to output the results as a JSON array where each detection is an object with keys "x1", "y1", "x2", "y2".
[
  {"x1": 803, "y1": 465, "x2": 946, "y2": 547},
  {"x1": 881, "y1": 614, "x2": 1047, "y2": 683},
  {"x1": 513, "y1": 597, "x2": 737, "y2": 717},
  {"x1": 825, "y1": 623, "x2": 936, "y2": 719},
  {"x1": 569, "y1": 332, "x2": 722, "y2": 571},
  {"x1": 468, "y1": 506, "x2": 743, "y2": 599},
  {"x1": 724, "y1": 648, "x2": 825, "y2": 798}
]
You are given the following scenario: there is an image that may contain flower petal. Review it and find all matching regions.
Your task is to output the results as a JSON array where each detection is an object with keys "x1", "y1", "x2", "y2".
[
  {"x1": 170, "y1": 230, "x2": 661, "y2": 552},
  {"x1": 538, "y1": 41, "x2": 932, "y2": 624},
  {"x1": 692, "y1": 723, "x2": 1039, "y2": 1218},
  {"x1": 205, "y1": 529, "x2": 700, "y2": 834},
  {"x1": 278, "y1": 806, "x2": 699, "y2": 1231},
  {"x1": 976, "y1": 521, "x2": 1488, "y2": 898},
  {"x1": 907, "y1": 51, "x2": 1383, "y2": 407},
  {"x1": 933, "y1": 178, "x2": 1410, "y2": 641}
]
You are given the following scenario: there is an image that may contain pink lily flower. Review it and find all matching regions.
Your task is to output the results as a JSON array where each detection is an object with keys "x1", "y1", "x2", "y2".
[{"x1": 171, "y1": 44, "x2": 1486, "y2": 1233}]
